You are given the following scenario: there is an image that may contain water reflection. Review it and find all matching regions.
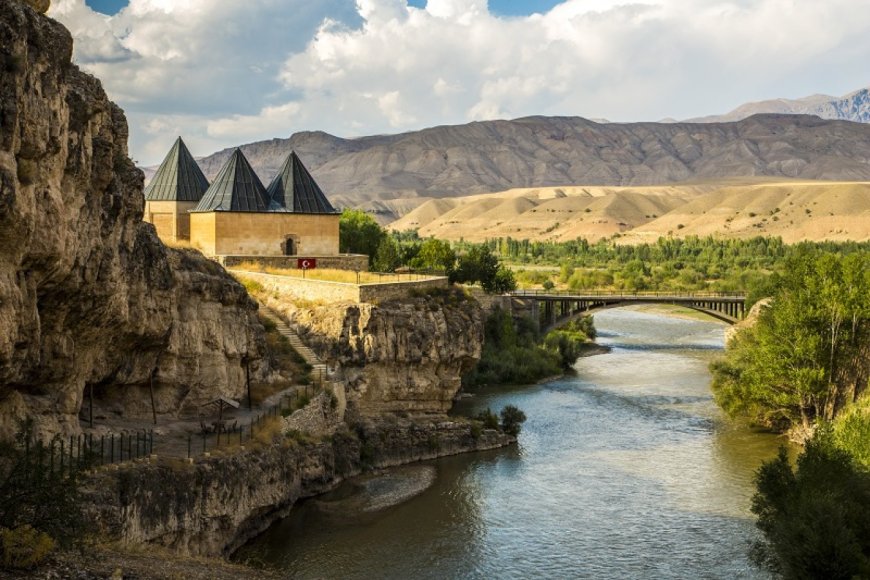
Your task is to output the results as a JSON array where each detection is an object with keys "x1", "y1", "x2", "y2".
[{"x1": 237, "y1": 307, "x2": 780, "y2": 579}]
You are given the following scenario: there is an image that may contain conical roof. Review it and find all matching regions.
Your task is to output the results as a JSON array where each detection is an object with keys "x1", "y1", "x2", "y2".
[
  {"x1": 192, "y1": 149, "x2": 280, "y2": 212},
  {"x1": 266, "y1": 151, "x2": 337, "y2": 214},
  {"x1": 144, "y1": 137, "x2": 210, "y2": 202}
]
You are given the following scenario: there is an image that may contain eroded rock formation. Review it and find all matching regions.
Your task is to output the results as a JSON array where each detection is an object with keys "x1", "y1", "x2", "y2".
[
  {"x1": 264, "y1": 290, "x2": 483, "y2": 415},
  {"x1": 0, "y1": 1, "x2": 266, "y2": 438}
]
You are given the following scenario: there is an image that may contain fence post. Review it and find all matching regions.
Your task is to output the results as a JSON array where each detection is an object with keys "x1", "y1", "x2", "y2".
[
  {"x1": 201, "y1": 432, "x2": 206, "y2": 454},
  {"x1": 111, "y1": 434, "x2": 115, "y2": 463},
  {"x1": 100, "y1": 436, "x2": 105, "y2": 466},
  {"x1": 59, "y1": 439, "x2": 64, "y2": 478},
  {"x1": 187, "y1": 434, "x2": 191, "y2": 459},
  {"x1": 49, "y1": 440, "x2": 55, "y2": 475}
]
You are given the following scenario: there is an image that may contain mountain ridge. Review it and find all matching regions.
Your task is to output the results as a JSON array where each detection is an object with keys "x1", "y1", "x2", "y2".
[
  {"x1": 188, "y1": 113, "x2": 870, "y2": 209},
  {"x1": 687, "y1": 87, "x2": 870, "y2": 124}
]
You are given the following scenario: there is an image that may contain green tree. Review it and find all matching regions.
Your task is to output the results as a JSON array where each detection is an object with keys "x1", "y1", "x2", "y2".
[
  {"x1": 711, "y1": 250, "x2": 870, "y2": 433},
  {"x1": 339, "y1": 209, "x2": 385, "y2": 265},
  {"x1": 453, "y1": 245, "x2": 516, "y2": 293},
  {"x1": 500, "y1": 405, "x2": 527, "y2": 436},
  {"x1": 414, "y1": 238, "x2": 456, "y2": 273},
  {"x1": 750, "y1": 429, "x2": 870, "y2": 578},
  {"x1": 373, "y1": 236, "x2": 401, "y2": 272}
]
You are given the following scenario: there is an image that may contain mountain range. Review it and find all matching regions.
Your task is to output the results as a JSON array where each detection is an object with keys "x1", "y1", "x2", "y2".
[
  {"x1": 190, "y1": 113, "x2": 870, "y2": 217},
  {"x1": 686, "y1": 87, "x2": 870, "y2": 124}
]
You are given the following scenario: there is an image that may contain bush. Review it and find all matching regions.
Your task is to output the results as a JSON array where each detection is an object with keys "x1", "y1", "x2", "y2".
[
  {"x1": 500, "y1": 405, "x2": 527, "y2": 437},
  {"x1": 750, "y1": 427, "x2": 870, "y2": 578},
  {"x1": 0, "y1": 423, "x2": 85, "y2": 570},
  {"x1": 476, "y1": 408, "x2": 500, "y2": 430},
  {"x1": 1, "y1": 526, "x2": 55, "y2": 570}
]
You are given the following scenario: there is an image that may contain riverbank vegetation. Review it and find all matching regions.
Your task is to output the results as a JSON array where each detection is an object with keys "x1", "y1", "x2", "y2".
[
  {"x1": 703, "y1": 248, "x2": 870, "y2": 576},
  {"x1": 710, "y1": 249, "x2": 869, "y2": 438},
  {"x1": 751, "y1": 427, "x2": 870, "y2": 578},
  {"x1": 463, "y1": 308, "x2": 595, "y2": 388}
]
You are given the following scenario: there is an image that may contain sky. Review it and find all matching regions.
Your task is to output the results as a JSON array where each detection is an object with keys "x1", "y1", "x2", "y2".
[{"x1": 50, "y1": 0, "x2": 870, "y2": 166}]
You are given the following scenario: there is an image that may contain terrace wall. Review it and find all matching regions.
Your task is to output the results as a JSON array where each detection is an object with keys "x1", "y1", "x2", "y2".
[{"x1": 232, "y1": 271, "x2": 449, "y2": 304}]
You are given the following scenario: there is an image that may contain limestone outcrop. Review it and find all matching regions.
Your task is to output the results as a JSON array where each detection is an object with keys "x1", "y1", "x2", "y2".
[
  {"x1": 85, "y1": 417, "x2": 511, "y2": 557},
  {"x1": 264, "y1": 289, "x2": 484, "y2": 415},
  {"x1": 0, "y1": 2, "x2": 266, "y2": 438}
]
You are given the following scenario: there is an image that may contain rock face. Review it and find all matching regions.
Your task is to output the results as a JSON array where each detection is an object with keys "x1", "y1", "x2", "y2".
[
  {"x1": 265, "y1": 291, "x2": 483, "y2": 415},
  {"x1": 0, "y1": 2, "x2": 265, "y2": 438},
  {"x1": 85, "y1": 417, "x2": 511, "y2": 557}
]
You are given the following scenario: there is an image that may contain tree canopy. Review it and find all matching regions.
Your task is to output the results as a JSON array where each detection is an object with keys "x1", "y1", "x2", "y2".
[{"x1": 711, "y1": 249, "x2": 870, "y2": 434}]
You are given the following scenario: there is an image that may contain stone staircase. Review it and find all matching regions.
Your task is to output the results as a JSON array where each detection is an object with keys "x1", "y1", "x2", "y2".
[{"x1": 260, "y1": 306, "x2": 328, "y2": 385}]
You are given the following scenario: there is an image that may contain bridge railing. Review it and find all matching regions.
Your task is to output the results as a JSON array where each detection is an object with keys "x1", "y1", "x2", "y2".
[{"x1": 509, "y1": 289, "x2": 746, "y2": 299}]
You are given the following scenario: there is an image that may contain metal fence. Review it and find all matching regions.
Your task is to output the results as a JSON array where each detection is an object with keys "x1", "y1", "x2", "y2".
[{"x1": 20, "y1": 430, "x2": 154, "y2": 476}]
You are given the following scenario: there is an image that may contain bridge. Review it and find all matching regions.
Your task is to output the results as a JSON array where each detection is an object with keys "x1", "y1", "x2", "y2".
[{"x1": 509, "y1": 290, "x2": 747, "y2": 330}]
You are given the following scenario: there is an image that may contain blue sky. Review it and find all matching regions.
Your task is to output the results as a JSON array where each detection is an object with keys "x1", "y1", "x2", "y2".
[
  {"x1": 85, "y1": 0, "x2": 565, "y2": 17},
  {"x1": 83, "y1": 0, "x2": 125, "y2": 15},
  {"x1": 55, "y1": 0, "x2": 870, "y2": 166}
]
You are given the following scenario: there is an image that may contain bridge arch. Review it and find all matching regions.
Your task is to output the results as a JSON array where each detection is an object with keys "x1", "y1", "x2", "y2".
[{"x1": 508, "y1": 291, "x2": 746, "y2": 332}]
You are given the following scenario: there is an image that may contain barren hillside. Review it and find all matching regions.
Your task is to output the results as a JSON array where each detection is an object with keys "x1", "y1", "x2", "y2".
[
  {"x1": 389, "y1": 180, "x2": 870, "y2": 243},
  {"x1": 191, "y1": 115, "x2": 870, "y2": 207}
]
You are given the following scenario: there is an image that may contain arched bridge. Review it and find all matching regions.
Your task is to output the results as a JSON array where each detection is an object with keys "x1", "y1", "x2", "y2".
[{"x1": 509, "y1": 290, "x2": 747, "y2": 330}]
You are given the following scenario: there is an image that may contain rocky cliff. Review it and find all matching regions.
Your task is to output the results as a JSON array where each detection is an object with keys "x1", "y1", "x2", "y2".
[
  {"x1": 263, "y1": 288, "x2": 483, "y2": 416},
  {"x1": 0, "y1": 1, "x2": 266, "y2": 438}
]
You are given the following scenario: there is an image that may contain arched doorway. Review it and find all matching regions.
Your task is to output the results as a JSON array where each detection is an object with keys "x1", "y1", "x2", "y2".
[{"x1": 283, "y1": 237, "x2": 296, "y2": 256}]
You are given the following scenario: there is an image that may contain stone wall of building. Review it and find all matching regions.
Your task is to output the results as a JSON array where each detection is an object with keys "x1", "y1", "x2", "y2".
[
  {"x1": 232, "y1": 271, "x2": 449, "y2": 304},
  {"x1": 190, "y1": 212, "x2": 339, "y2": 257},
  {"x1": 144, "y1": 200, "x2": 197, "y2": 243},
  {"x1": 220, "y1": 254, "x2": 369, "y2": 272}
]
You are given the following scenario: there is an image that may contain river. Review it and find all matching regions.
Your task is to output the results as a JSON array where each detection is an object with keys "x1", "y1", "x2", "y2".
[{"x1": 237, "y1": 307, "x2": 782, "y2": 578}]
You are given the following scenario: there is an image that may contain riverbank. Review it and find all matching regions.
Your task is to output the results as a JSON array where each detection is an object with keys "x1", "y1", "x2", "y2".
[
  {"x1": 76, "y1": 415, "x2": 513, "y2": 563},
  {"x1": 238, "y1": 309, "x2": 782, "y2": 578}
]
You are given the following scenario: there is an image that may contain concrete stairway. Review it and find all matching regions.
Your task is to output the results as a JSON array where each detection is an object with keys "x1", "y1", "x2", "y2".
[{"x1": 260, "y1": 306, "x2": 328, "y2": 385}]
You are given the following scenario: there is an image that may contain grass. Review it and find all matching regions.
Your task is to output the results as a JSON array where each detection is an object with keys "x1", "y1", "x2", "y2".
[
  {"x1": 232, "y1": 262, "x2": 440, "y2": 285},
  {"x1": 255, "y1": 313, "x2": 312, "y2": 396}
]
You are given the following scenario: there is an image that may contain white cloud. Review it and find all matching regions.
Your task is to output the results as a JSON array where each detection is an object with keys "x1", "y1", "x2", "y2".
[{"x1": 49, "y1": 0, "x2": 870, "y2": 165}]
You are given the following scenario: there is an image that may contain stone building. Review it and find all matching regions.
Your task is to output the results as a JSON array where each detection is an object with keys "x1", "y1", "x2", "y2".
[
  {"x1": 144, "y1": 140, "x2": 342, "y2": 258},
  {"x1": 143, "y1": 137, "x2": 210, "y2": 243}
]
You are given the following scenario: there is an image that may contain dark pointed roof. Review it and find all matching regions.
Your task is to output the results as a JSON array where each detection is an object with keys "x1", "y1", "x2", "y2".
[
  {"x1": 266, "y1": 151, "x2": 337, "y2": 214},
  {"x1": 144, "y1": 137, "x2": 210, "y2": 202},
  {"x1": 192, "y1": 149, "x2": 284, "y2": 213}
]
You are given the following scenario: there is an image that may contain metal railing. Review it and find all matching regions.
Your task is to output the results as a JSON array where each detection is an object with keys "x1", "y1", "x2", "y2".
[{"x1": 510, "y1": 289, "x2": 746, "y2": 299}]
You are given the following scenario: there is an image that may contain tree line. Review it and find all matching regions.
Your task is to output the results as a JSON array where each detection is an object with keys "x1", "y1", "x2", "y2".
[
  {"x1": 708, "y1": 248, "x2": 870, "y2": 577},
  {"x1": 340, "y1": 210, "x2": 517, "y2": 292}
]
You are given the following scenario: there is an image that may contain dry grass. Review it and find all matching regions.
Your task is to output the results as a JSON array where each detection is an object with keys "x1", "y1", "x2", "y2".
[
  {"x1": 252, "y1": 416, "x2": 284, "y2": 445},
  {"x1": 161, "y1": 239, "x2": 197, "y2": 250},
  {"x1": 233, "y1": 263, "x2": 435, "y2": 285}
]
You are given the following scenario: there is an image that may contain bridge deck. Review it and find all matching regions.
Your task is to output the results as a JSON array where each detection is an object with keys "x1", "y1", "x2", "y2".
[{"x1": 509, "y1": 290, "x2": 747, "y2": 326}]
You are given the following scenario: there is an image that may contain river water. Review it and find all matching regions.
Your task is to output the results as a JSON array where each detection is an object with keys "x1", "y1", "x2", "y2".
[{"x1": 238, "y1": 307, "x2": 782, "y2": 579}]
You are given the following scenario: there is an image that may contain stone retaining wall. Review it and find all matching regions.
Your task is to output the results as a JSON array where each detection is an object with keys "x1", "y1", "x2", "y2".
[
  {"x1": 232, "y1": 270, "x2": 449, "y2": 304},
  {"x1": 219, "y1": 254, "x2": 369, "y2": 272}
]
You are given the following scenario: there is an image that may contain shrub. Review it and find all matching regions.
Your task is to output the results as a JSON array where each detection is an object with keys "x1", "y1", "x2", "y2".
[
  {"x1": 1, "y1": 526, "x2": 55, "y2": 570},
  {"x1": 0, "y1": 424, "x2": 86, "y2": 572},
  {"x1": 476, "y1": 408, "x2": 500, "y2": 430},
  {"x1": 750, "y1": 428, "x2": 870, "y2": 577},
  {"x1": 500, "y1": 405, "x2": 527, "y2": 437}
]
